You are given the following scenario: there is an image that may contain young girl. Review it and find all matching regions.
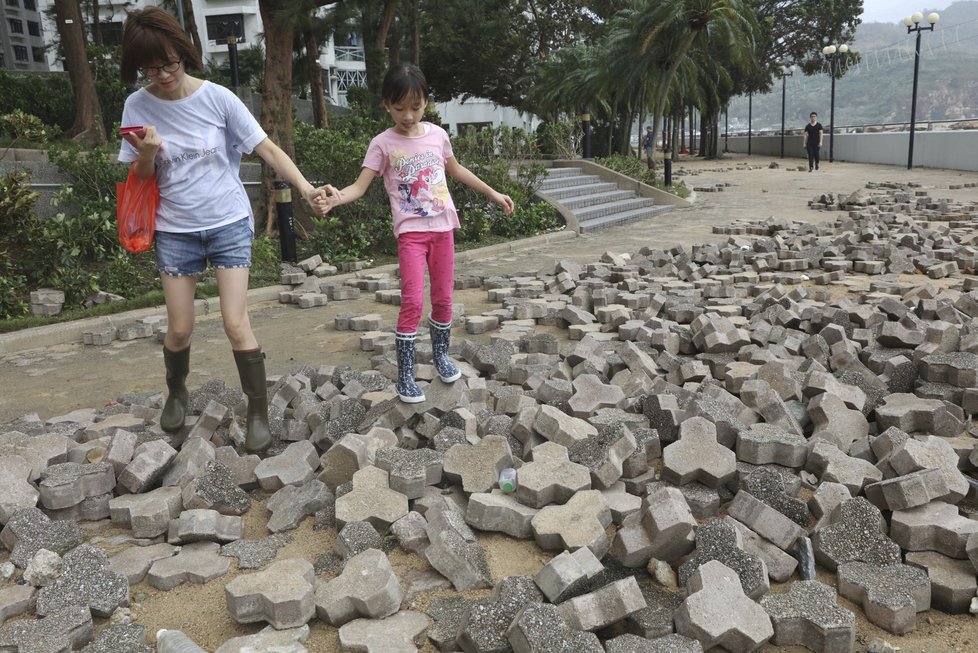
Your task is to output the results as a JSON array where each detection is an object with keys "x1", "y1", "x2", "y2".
[{"x1": 323, "y1": 64, "x2": 514, "y2": 403}]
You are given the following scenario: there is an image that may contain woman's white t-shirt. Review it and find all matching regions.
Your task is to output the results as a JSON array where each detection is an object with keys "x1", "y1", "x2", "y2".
[{"x1": 118, "y1": 81, "x2": 267, "y2": 233}]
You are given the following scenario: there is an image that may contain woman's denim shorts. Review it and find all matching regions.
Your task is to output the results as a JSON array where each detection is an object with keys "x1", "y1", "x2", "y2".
[{"x1": 155, "y1": 217, "x2": 253, "y2": 277}]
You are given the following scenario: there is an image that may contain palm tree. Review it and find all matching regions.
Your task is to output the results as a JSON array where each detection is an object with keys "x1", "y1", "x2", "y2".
[{"x1": 633, "y1": 0, "x2": 759, "y2": 169}]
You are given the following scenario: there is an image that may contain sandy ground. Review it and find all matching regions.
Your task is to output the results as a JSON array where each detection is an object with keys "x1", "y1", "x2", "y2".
[{"x1": 2, "y1": 153, "x2": 978, "y2": 651}]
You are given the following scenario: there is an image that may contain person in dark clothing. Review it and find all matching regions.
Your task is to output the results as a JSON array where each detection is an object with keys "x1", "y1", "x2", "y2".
[{"x1": 803, "y1": 112, "x2": 824, "y2": 172}]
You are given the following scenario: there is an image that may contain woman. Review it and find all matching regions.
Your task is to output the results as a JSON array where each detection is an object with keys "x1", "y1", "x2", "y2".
[{"x1": 118, "y1": 7, "x2": 328, "y2": 451}]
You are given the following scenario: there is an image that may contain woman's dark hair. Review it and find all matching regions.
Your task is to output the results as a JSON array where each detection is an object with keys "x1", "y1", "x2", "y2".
[
  {"x1": 381, "y1": 63, "x2": 429, "y2": 104},
  {"x1": 120, "y1": 7, "x2": 203, "y2": 84}
]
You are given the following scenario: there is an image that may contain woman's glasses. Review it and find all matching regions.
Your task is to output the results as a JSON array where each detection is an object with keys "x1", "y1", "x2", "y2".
[{"x1": 140, "y1": 60, "x2": 181, "y2": 77}]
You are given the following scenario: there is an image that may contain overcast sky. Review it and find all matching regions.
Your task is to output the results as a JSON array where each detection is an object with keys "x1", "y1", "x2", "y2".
[{"x1": 861, "y1": 0, "x2": 950, "y2": 24}]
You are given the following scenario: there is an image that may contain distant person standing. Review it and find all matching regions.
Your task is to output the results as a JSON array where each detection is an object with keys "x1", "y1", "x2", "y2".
[
  {"x1": 803, "y1": 112, "x2": 824, "y2": 172},
  {"x1": 642, "y1": 126, "x2": 655, "y2": 168}
]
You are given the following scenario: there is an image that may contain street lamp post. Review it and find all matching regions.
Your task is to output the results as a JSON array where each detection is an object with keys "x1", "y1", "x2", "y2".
[
  {"x1": 821, "y1": 44, "x2": 849, "y2": 163},
  {"x1": 779, "y1": 64, "x2": 795, "y2": 159},
  {"x1": 748, "y1": 92, "x2": 752, "y2": 155},
  {"x1": 904, "y1": 11, "x2": 940, "y2": 170}
]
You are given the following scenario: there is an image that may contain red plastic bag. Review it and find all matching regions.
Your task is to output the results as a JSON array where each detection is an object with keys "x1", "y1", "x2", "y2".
[{"x1": 116, "y1": 165, "x2": 158, "y2": 253}]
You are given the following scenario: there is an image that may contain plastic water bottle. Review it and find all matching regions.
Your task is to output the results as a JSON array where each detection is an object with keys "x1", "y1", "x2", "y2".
[
  {"x1": 499, "y1": 467, "x2": 518, "y2": 493},
  {"x1": 156, "y1": 630, "x2": 208, "y2": 653}
]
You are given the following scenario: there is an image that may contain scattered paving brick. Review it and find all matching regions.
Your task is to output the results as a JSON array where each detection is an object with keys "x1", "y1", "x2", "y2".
[
  {"x1": 425, "y1": 502, "x2": 492, "y2": 591},
  {"x1": 465, "y1": 490, "x2": 538, "y2": 539},
  {"x1": 108, "y1": 486, "x2": 183, "y2": 538},
  {"x1": 443, "y1": 435, "x2": 514, "y2": 494},
  {"x1": 457, "y1": 576, "x2": 544, "y2": 653},
  {"x1": 531, "y1": 490, "x2": 613, "y2": 558},
  {"x1": 661, "y1": 417, "x2": 736, "y2": 488},
  {"x1": 674, "y1": 560, "x2": 773, "y2": 652},
  {"x1": 334, "y1": 466, "x2": 409, "y2": 531},
  {"x1": 0, "y1": 454, "x2": 40, "y2": 524},
  {"x1": 35, "y1": 544, "x2": 129, "y2": 618},
  {"x1": 889, "y1": 500, "x2": 978, "y2": 559},
  {"x1": 0, "y1": 507, "x2": 84, "y2": 568},
  {"x1": 811, "y1": 497, "x2": 901, "y2": 571},
  {"x1": 225, "y1": 557, "x2": 316, "y2": 629},
  {"x1": 678, "y1": 518, "x2": 769, "y2": 600},
  {"x1": 557, "y1": 576, "x2": 647, "y2": 632},
  {"x1": 181, "y1": 459, "x2": 252, "y2": 516},
  {"x1": 374, "y1": 447, "x2": 443, "y2": 499},
  {"x1": 167, "y1": 508, "x2": 243, "y2": 544},
  {"x1": 760, "y1": 580, "x2": 855, "y2": 653},
  {"x1": 213, "y1": 624, "x2": 310, "y2": 653},
  {"x1": 108, "y1": 543, "x2": 178, "y2": 584},
  {"x1": 266, "y1": 479, "x2": 333, "y2": 533},
  {"x1": 0, "y1": 605, "x2": 93, "y2": 653},
  {"x1": 337, "y1": 610, "x2": 430, "y2": 653},
  {"x1": 836, "y1": 561, "x2": 931, "y2": 635},
  {"x1": 516, "y1": 441, "x2": 591, "y2": 509},
  {"x1": 146, "y1": 541, "x2": 231, "y2": 591},
  {"x1": 507, "y1": 602, "x2": 603, "y2": 653}
]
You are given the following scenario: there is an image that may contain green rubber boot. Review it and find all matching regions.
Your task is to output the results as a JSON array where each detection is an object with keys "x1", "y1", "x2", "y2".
[
  {"x1": 233, "y1": 348, "x2": 272, "y2": 452},
  {"x1": 160, "y1": 345, "x2": 189, "y2": 433}
]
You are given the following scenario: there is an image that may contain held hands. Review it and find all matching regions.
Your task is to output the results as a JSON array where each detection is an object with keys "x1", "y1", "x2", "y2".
[{"x1": 303, "y1": 185, "x2": 343, "y2": 217}]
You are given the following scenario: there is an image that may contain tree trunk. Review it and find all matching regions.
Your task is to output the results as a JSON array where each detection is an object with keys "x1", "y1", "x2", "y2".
[
  {"x1": 181, "y1": 0, "x2": 204, "y2": 62},
  {"x1": 305, "y1": 29, "x2": 329, "y2": 129},
  {"x1": 89, "y1": 0, "x2": 102, "y2": 46},
  {"x1": 257, "y1": 0, "x2": 297, "y2": 234},
  {"x1": 54, "y1": 0, "x2": 105, "y2": 144},
  {"x1": 359, "y1": 0, "x2": 400, "y2": 112},
  {"x1": 410, "y1": 0, "x2": 420, "y2": 65}
]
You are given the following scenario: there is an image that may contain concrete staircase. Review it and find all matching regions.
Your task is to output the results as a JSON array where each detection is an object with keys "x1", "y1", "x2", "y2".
[{"x1": 536, "y1": 166, "x2": 675, "y2": 233}]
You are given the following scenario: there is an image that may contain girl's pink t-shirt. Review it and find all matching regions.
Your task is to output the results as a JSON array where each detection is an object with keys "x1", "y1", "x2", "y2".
[{"x1": 363, "y1": 122, "x2": 460, "y2": 237}]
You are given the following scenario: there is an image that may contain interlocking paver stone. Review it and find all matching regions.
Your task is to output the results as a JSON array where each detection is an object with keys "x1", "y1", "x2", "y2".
[
  {"x1": 0, "y1": 583, "x2": 36, "y2": 624},
  {"x1": 108, "y1": 486, "x2": 183, "y2": 538},
  {"x1": 465, "y1": 490, "x2": 538, "y2": 539},
  {"x1": 374, "y1": 447, "x2": 443, "y2": 499},
  {"x1": 674, "y1": 560, "x2": 773, "y2": 653},
  {"x1": 79, "y1": 623, "x2": 151, "y2": 653},
  {"x1": 567, "y1": 374, "x2": 626, "y2": 418},
  {"x1": 147, "y1": 541, "x2": 231, "y2": 590},
  {"x1": 337, "y1": 611, "x2": 430, "y2": 653},
  {"x1": 557, "y1": 576, "x2": 647, "y2": 632},
  {"x1": 161, "y1": 436, "x2": 215, "y2": 487},
  {"x1": 888, "y1": 436, "x2": 970, "y2": 504},
  {"x1": 727, "y1": 490, "x2": 806, "y2": 552},
  {"x1": 531, "y1": 490, "x2": 612, "y2": 558},
  {"x1": 181, "y1": 459, "x2": 251, "y2": 516},
  {"x1": 532, "y1": 404, "x2": 598, "y2": 448},
  {"x1": 760, "y1": 580, "x2": 855, "y2": 653},
  {"x1": 605, "y1": 633, "x2": 703, "y2": 653},
  {"x1": 443, "y1": 435, "x2": 513, "y2": 494},
  {"x1": 890, "y1": 501, "x2": 978, "y2": 559},
  {"x1": 811, "y1": 497, "x2": 901, "y2": 571},
  {"x1": 740, "y1": 379, "x2": 803, "y2": 436},
  {"x1": 0, "y1": 507, "x2": 84, "y2": 568},
  {"x1": 167, "y1": 508, "x2": 243, "y2": 544},
  {"x1": 254, "y1": 440, "x2": 320, "y2": 491},
  {"x1": 741, "y1": 467, "x2": 809, "y2": 527},
  {"x1": 0, "y1": 455, "x2": 39, "y2": 524},
  {"x1": 875, "y1": 393, "x2": 963, "y2": 437},
  {"x1": 735, "y1": 424, "x2": 808, "y2": 468},
  {"x1": 425, "y1": 503, "x2": 492, "y2": 591},
  {"x1": 533, "y1": 546, "x2": 604, "y2": 604},
  {"x1": 725, "y1": 517, "x2": 798, "y2": 583},
  {"x1": 661, "y1": 417, "x2": 736, "y2": 488},
  {"x1": 0, "y1": 605, "x2": 93, "y2": 653},
  {"x1": 836, "y1": 561, "x2": 930, "y2": 635},
  {"x1": 678, "y1": 518, "x2": 769, "y2": 600},
  {"x1": 225, "y1": 557, "x2": 315, "y2": 629},
  {"x1": 334, "y1": 466, "x2": 408, "y2": 530},
  {"x1": 568, "y1": 423, "x2": 638, "y2": 490},
  {"x1": 266, "y1": 479, "x2": 333, "y2": 533},
  {"x1": 118, "y1": 440, "x2": 177, "y2": 493},
  {"x1": 214, "y1": 625, "x2": 310, "y2": 653},
  {"x1": 864, "y1": 469, "x2": 949, "y2": 512},
  {"x1": 108, "y1": 542, "x2": 177, "y2": 584},
  {"x1": 36, "y1": 544, "x2": 129, "y2": 618},
  {"x1": 427, "y1": 594, "x2": 477, "y2": 652},
  {"x1": 318, "y1": 428, "x2": 398, "y2": 491},
  {"x1": 457, "y1": 576, "x2": 544, "y2": 653},
  {"x1": 805, "y1": 441, "x2": 882, "y2": 495},
  {"x1": 506, "y1": 602, "x2": 603, "y2": 653},
  {"x1": 516, "y1": 442, "x2": 591, "y2": 509},
  {"x1": 905, "y1": 551, "x2": 978, "y2": 614},
  {"x1": 37, "y1": 462, "x2": 114, "y2": 512},
  {"x1": 0, "y1": 432, "x2": 72, "y2": 483}
]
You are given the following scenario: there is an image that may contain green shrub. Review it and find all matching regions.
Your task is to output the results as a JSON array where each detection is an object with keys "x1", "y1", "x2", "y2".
[
  {"x1": 0, "y1": 110, "x2": 61, "y2": 146},
  {"x1": 49, "y1": 144, "x2": 128, "y2": 215},
  {"x1": 0, "y1": 252, "x2": 28, "y2": 320},
  {"x1": 250, "y1": 235, "x2": 283, "y2": 287},
  {"x1": 0, "y1": 69, "x2": 73, "y2": 132},
  {"x1": 538, "y1": 119, "x2": 581, "y2": 159},
  {"x1": 595, "y1": 153, "x2": 656, "y2": 186}
]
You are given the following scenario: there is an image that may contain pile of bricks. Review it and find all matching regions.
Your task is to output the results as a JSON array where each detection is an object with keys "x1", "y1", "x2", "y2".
[{"x1": 1, "y1": 180, "x2": 978, "y2": 652}]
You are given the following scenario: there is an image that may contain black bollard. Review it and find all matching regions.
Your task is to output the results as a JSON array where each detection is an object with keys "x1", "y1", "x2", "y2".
[
  {"x1": 227, "y1": 34, "x2": 240, "y2": 89},
  {"x1": 274, "y1": 181, "x2": 297, "y2": 263},
  {"x1": 664, "y1": 157, "x2": 672, "y2": 187}
]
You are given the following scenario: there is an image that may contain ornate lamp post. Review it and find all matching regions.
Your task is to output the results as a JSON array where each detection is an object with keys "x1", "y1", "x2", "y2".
[
  {"x1": 904, "y1": 11, "x2": 940, "y2": 170},
  {"x1": 821, "y1": 44, "x2": 849, "y2": 163},
  {"x1": 778, "y1": 64, "x2": 795, "y2": 159}
]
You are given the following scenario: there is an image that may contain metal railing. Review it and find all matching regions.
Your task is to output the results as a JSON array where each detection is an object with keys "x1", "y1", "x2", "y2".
[{"x1": 334, "y1": 47, "x2": 364, "y2": 62}]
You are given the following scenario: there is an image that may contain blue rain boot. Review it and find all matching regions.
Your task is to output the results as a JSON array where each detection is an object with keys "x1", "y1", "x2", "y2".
[
  {"x1": 395, "y1": 331, "x2": 426, "y2": 403},
  {"x1": 429, "y1": 316, "x2": 461, "y2": 383}
]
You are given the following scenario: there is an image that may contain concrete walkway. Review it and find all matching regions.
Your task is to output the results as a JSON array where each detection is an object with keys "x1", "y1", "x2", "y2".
[{"x1": 3, "y1": 153, "x2": 977, "y2": 424}]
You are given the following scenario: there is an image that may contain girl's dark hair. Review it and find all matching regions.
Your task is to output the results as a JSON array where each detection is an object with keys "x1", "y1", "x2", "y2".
[
  {"x1": 120, "y1": 7, "x2": 203, "y2": 84},
  {"x1": 381, "y1": 63, "x2": 429, "y2": 104}
]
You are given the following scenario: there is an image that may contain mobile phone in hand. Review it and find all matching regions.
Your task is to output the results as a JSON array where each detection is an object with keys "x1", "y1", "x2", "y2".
[{"x1": 120, "y1": 126, "x2": 146, "y2": 147}]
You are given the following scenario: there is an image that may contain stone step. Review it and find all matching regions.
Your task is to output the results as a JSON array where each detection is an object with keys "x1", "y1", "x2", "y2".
[
  {"x1": 543, "y1": 167, "x2": 583, "y2": 178},
  {"x1": 541, "y1": 182, "x2": 622, "y2": 201},
  {"x1": 579, "y1": 205, "x2": 674, "y2": 233},
  {"x1": 574, "y1": 197, "x2": 657, "y2": 222},
  {"x1": 559, "y1": 189, "x2": 637, "y2": 210},
  {"x1": 539, "y1": 174, "x2": 604, "y2": 191}
]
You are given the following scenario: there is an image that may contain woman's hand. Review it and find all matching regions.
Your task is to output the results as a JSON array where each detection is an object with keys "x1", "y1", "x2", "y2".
[{"x1": 132, "y1": 126, "x2": 163, "y2": 160}]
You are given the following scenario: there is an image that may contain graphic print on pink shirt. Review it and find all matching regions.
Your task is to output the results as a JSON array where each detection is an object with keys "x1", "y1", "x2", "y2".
[{"x1": 391, "y1": 148, "x2": 450, "y2": 217}]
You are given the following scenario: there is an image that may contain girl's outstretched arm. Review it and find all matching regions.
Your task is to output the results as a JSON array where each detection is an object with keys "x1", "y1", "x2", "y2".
[
  {"x1": 445, "y1": 156, "x2": 514, "y2": 215},
  {"x1": 322, "y1": 167, "x2": 376, "y2": 214}
]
